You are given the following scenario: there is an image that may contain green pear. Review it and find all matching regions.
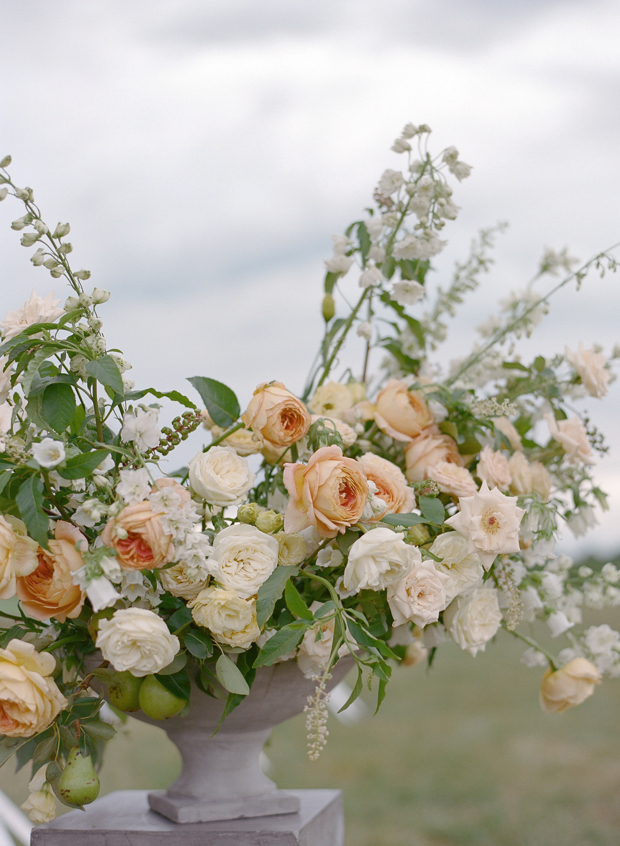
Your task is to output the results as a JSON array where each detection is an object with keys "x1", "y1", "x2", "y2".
[
  {"x1": 139, "y1": 675, "x2": 185, "y2": 720},
  {"x1": 108, "y1": 671, "x2": 143, "y2": 712},
  {"x1": 59, "y1": 748, "x2": 100, "y2": 806}
]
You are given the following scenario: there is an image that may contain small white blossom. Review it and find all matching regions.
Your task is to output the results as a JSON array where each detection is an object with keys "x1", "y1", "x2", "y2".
[
  {"x1": 377, "y1": 169, "x2": 404, "y2": 196},
  {"x1": 32, "y1": 438, "x2": 65, "y2": 469},
  {"x1": 359, "y1": 266, "x2": 385, "y2": 289},
  {"x1": 521, "y1": 647, "x2": 548, "y2": 668},
  {"x1": 547, "y1": 610, "x2": 574, "y2": 638},
  {"x1": 324, "y1": 254, "x2": 353, "y2": 275},
  {"x1": 117, "y1": 468, "x2": 151, "y2": 505},
  {"x1": 602, "y1": 563, "x2": 620, "y2": 583},
  {"x1": 121, "y1": 408, "x2": 161, "y2": 451},
  {"x1": 356, "y1": 321, "x2": 373, "y2": 342},
  {"x1": 391, "y1": 279, "x2": 425, "y2": 306},
  {"x1": 391, "y1": 137, "x2": 411, "y2": 153}
]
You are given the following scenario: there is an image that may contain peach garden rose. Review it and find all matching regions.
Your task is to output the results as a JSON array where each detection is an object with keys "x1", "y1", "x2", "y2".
[
  {"x1": 0, "y1": 639, "x2": 67, "y2": 737},
  {"x1": 101, "y1": 501, "x2": 175, "y2": 570},
  {"x1": 374, "y1": 378, "x2": 434, "y2": 442},
  {"x1": 242, "y1": 381, "x2": 311, "y2": 449}
]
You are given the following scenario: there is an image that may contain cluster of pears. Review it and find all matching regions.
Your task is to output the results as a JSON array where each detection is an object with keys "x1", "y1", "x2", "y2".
[{"x1": 108, "y1": 671, "x2": 186, "y2": 719}]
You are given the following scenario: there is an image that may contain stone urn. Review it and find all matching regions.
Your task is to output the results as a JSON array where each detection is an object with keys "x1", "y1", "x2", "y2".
[{"x1": 95, "y1": 657, "x2": 351, "y2": 825}]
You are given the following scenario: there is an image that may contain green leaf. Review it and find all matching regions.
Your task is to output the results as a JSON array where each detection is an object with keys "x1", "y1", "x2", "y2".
[
  {"x1": 256, "y1": 565, "x2": 299, "y2": 628},
  {"x1": 438, "y1": 420, "x2": 459, "y2": 440},
  {"x1": 382, "y1": 512, "x2": 426, "y2": 527},
  {"x1": 41, "y1": 382, "x2": 76, "y2": 433},
  {"x1": 81, "y1": 721, "x2": 117, "y2": 742},
  {"x1": 347, "y1": 619, "x2": 398, "y2": 660},
  {"x1": 155, "y1": 669, "x2": 191, "y2": 701},
  {"x1": 357, "y1": 222, "x2": 371, "y2": 259},
  {"x1": 375, "y1": 675, "x2": 388, "y2": 714},
  {"x1": 33, "y1": 736, "x2": 56, "y2": 764},
  {"x1": 167, "y1": 606, "x2": 193, "y2": 632},
  {"x1": 338, "y1": 668, "x2": 363, "y2": 714},
  {"x1": 382, "y1": 341, "x2": 420, "y2": 374},
  {"x1": 458, "y1": 436, "x2": 482, "y2": 455},
  {"x1": 215, "y1": 654, "x2": 250, "y2": 696},
  {"x1": 184, "y1": 628, "x2": 214, "y2": 660},
  {"x1": 502, "y1": 361, "x2": 530, "y2": 373},
  {"x1": 253, "y1": 626, "x2": 306, "y2": 668},
  {"x1": 0, "y1": 471, "x2": 11, "y2": 496},
  {"x1": 57, "y1": 449, "x2": 110, "y2": 480},
  {"x1": 324, "y1": 271, "x2": 340, "y2": 295},
  {"x1": 29, "y1": 373, "x2": 77, "y2": 398},
  {"x1": 382, "y1": 256, "x2": 396, "y2": 279},
  {"x1": 21, "y1": 346, "x2": 58, "y2": 396},
  {"x1": 284, "y1": 580, "x2": 314, "y2": 621},
  {"x1": 121, "y1": 387, "x2": 196, "y2": 410},
  {"x1": 187, "y1": 376, "x2": 240, "y2": 428},
  {"x1": 0, "y1": 625, "x2": 25, "y2": 648},
  {"x1": 16, "y1": 475, "x2": 49, "y2": 548},
  {"x1": 86, "y1": 355, "x2": 124, "y2": 394},
  {"x1": 0, "y1": 736, "x2": 32, "y2": 768},
  {"x1": 418, "y1": 496, "x2": 446, "y2": 525},
  {"x1": 157, "y1": 652, "x2": 188, "y2": 675}
]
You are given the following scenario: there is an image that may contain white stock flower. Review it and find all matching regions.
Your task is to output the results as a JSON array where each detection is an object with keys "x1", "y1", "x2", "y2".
[
  {"x1": 316, "y1": 546, "x2": 344, "y2": 569},
  {"x1": 445, "y1": 482, "x2": 525, "y2": 570},
  {"x1": 116, "y1": 468, "x2": 151, "y2": 505},
  {"x1": 545, "y1": 413, "x2": 595, "y2": 465},
  {"x1": 428, "y1": 400, "x2": 448, "y2": 423},
  {"x1": 359, "y1": 266, "x2": 385, "y2": 289},
  {"x1": 331, "y1": 234, "x2": 350, "y2": 255},
  {"x1": 343, "y1": 527, "x2": 416, "y2": 593},
  {"x1": 207, "y1": 523, "x2": 278, "y2": 599},
  {"x1": 387, "y1": 557, "x2": 449, "y2": 627},
  {"x1": 377, "y1": 169, "x2": 404, "y2": 196},
  {"x1": 365, "y1": 217, "x2": 383, "y2": 241},
  {"x1": 84, "y1": 576, "x2": 121, "y2": 613},
  {"x1": 121, "y1": 408, "x2": 161, "y2": 451},
  {"x1": 565, "y1": 344, "x2": 610, "y2": 398},
  {"x1": 96, "y1": 608, "x2": 180, "y2": 677},
  {"x1": 324, "y1": 254, "x2": 353, "y2": 275},
  {"x1": 443, "y1": 586, "x2": 502, "y2": 656},
  {"x1": 393, "y1": 232, "x2": 446, "y2": 260},
  {"x1": 391, "y1": 280, "x2": 425, "y2": 306},
  {"x1": 0, "y1": 290, "x2": 63, "y2": 340},
  {"x1": 547, "y1": 610, "x2": 574, "y2": 638},
  {"x1": 520, "y1": 585, "x2": 544, "y2": 622},
  {"x1": 188, "y1": 446, "x2": 255, "y2": 507},
  {"x1": 32, "y1": 438, "x2": 65, "y2": 469},
  {"x1": 430, "y1": 533, "x2": 484, "y2": 603},
  {"x1": 584, "y1": 624, "x2": 620, "y2": 655}
]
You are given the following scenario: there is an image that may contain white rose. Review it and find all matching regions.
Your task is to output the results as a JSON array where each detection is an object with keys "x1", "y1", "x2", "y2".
[
  {"x1": 443, "y1": 586, "x2": 503, "y2": 656},
  {"x1": 159, "y1": 561, "x2": 210, "y2": 601},
  {"x1": 207, "y1": 524, "x2": 278, "y2": 599},
  {"x1": 545, "y1": 413, "x2": 595, "y2": 465},
  {"x1": 96, "y1": 608, "x2": 180, "y2": 677},
  {"x1": 429, "y1": 532, "x2": 484, "y2": 603},
  {"x1": 189, "y1": 585, "x2": 259, "y2": 648},
  {"x1": 343, "y1": 527, "x2": 416, "y2": 593},
  {"x1": 445, "y1": 481, "x2": 525, "y2": 570},
  {"x1": 189, "y1": 446, "x2": 256, "y2": 507},
  {"x1": 476, "y1": 446, "x2": 511, "y2": 491},
  {"x1": 387, "y1": 557, "x2": 449, "y2": 627},
  {"x1": 565, "y1": 343, "x2": 610, "y2": 398},
  {"x1": 309, "y1": 382, "x2": 354, "y2": 419}
]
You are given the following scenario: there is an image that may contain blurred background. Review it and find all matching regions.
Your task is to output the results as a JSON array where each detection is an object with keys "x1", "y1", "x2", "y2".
[{"x1": 1, "y1": 2, "x2": 619, "y2": 843}]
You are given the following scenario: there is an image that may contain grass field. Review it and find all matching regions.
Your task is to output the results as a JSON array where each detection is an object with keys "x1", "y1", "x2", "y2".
[{"x1": 2, "y1": 614, "x2": 619, "y2": 845}]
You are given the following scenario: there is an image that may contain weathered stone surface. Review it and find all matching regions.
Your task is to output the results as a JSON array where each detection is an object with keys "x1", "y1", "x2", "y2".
[{"x1": 31, "y1": 789, "x2": 345, "y2": 846}]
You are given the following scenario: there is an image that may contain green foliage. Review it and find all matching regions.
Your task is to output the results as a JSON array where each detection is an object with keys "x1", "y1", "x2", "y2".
[
  {"x1": 256, "y1": 565, "x2": 299, "y2": 628},
  {"x1": 187, "y1": 376, "x2": 240, "y2": 427},
  {"x1": 85, "y1": 355, "x2": 124, "y2": 394},
  {"x1": 215, "y1": 653, "x2": 250, "y2": 696},
  {"x1": 16, "y1": 475, "x2": 49, "y2": 547}
]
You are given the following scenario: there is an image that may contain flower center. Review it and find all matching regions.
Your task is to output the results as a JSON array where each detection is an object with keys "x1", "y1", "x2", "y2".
[{"x1": 481, "y1": 508, "x2": 502, "y2": 535}]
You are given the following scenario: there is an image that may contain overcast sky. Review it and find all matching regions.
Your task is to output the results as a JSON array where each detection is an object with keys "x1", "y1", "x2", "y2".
[{"x1": 1, "y1": 0, "x2": 619, "y2": 557}]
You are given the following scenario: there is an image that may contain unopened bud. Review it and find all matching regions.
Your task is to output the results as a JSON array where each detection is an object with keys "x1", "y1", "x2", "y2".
[
  {"x1": 402, "y1": 640, "x2": 428, "y2": 667},
  {"x1": 237, "y1": 502, "x2": 265, "y2": 525},
  {"x1": 405, "y1": 524, "x2": 431, "y2": 545},
  {"x1": 74, "y1": 269, "x2": 91, "y2": 281},
  {"x1": 322, "y1": 294, "x2": 335, "y2": 322},
  {"x1": 78, "y1": 293, "x2": 93, "y2": 307},
  {"x1": 30, "y1": 248, "x2": 46, "y2": 266},
  {"x1": 50, "y1": 267, "x2": 65, "y2": 278},
  {"x1": 11, "y1": 215, "x2": 30, "y2": 231},
  {"x1": 0, "y1": 155, "x2": 11, "y2": 168},
  {"x1": 91, "y1": 287, "x2": 110, "y2": 304},
  {"x1": 114, "y1": 526, "x2": 128, "y2": 540},
  {"x1": 58, "y1": 242, "x2": 73, "y2": 254},
  {"x1": 255, "y1": 510, "x2": 284, "y2": 534},
  {"x1": 53, "y1": 222, "x2": 71, "y2": 239},
  {"x1": 43, "y1": 258, "x2": 59, "y2": 270},
  {"x1": 0, "y1": 188, "x2": 7, "y2": 201},
  {"x1": 15, "y1": 187, "x2": 33, "y2": 201},
  {"x1": 20, "y1": 231, "x2": 41, "y2": 247},
  {"x1": 33, "y1": 219, "x2": 48, "y2": 235},
  {"x1": 64, "y1": 296, "x2": 80, "y2": 311}
]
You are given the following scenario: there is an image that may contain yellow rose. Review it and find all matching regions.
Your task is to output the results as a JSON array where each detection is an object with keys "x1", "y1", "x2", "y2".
[
  {"x1": 0, "y1": 515, "x2": 38, "y2": 600},
  {"x1": 375, "y1": 379, "x2": 434, "y2": 442},
  {"x1": 283, "y1": 445, "x2": 369, "y2": 538},
  {"x1": 242, "y1": 381, "x2": 311, "y2": 449},
  {"x1": 101, "y1": 501, "x2": 175, "y2": 570},
  {"x1": 540, "y1": 658, "x2": 601, "y2": 714},
  {"x1": 16, "y1": 521, "x2": 86, "y2": 622},
  {"x1": 0, "y1": 640, "x2": 67, "y2": 737}
]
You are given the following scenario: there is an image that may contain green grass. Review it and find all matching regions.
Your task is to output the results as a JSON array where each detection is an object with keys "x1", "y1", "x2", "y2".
[{"x1": 2, "y1": 615, "x2": 619, "y2": 845}]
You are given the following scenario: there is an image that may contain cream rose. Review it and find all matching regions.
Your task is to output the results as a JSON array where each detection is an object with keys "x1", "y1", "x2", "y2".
[
  {"x1": 427, "y1": 461, "x2": 478, "y2": 499},
  {"x1": 159, "y1": 561, "x2": 210, "y2": 601},
  {"x1": 0, "y1": 639, "x2": 67, "y2": 737},
  {"x1": 539, "y1": 657, "x2": 601, "y2": 713},
  {"x1": 356, "y1": 453, "x2": 414, "y2": 520},
  {"x1": 445, "y1": 481, "x2": 525, "y2": 570},
  {"x1": 16, "y1": 521, "x2": 86, "y2": 622},
  {"x1": 565, "y1": 344, "x2": 610, "y2": 398},
  {"x1": 277, "y1": 533, "x2": 308, "y2": 566},
  {"x1": 374, "y1": 379, "x2": 434, "y2": 442},
  {"x1": 477, "y1": 446, "x2": 511, "y2": 491},
  {"x1": 0, "y1": 515, "x2": 38, "y2": 600},
  {"x1": 242, "y1": 381, "x2": 311, "y2": 448},
  {"x1": 207, "y1": 524, "x2": 278, "y2": 599},
  {"x1": 430, "y1": 532, "x2": 484, "y2": 603},
  {"x1": 189, "y1": 446, "x2": 256, "y2": 507},
  {"x1": 405, "y1": 429, "x2": 462, "y2": 483},
  {"x1": 545, "y1": 413, "x2": 595, "y2": 465},
  {"x1": 343, "y1": 527, "x2": 416, "y2": 593},
  {"x1": 210, "y1": 425, "x2": 265, "y2": 456},
  {"x1": 387, "y1": 557, "x2": 449, "y2": 627},
  {"x1": 96, "y1": 608, "x2": 180, "y2": 677},
  {"x1": 21, "y1": 770, "x2": 56, "y2": 823},
  {"x1": 308, "y1": 382, "x2": 354, "y2": 419},
  {"x1": 101, "y1": 501, "x2": 175, "y2": 570},
  {"x1": 283, "y1": 445, "x2": 369, "y2": 538},
  {"x1": 189, "y1": 585, "x2": 260, "y2": 649},
  {"x1": 443, "y1": 586, "x2": 503, "y2": 656}
]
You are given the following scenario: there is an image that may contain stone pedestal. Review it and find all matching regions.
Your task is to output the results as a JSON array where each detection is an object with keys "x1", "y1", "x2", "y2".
[{"x1": 31, "y1": 789, "x2": 345, "y2": 846}]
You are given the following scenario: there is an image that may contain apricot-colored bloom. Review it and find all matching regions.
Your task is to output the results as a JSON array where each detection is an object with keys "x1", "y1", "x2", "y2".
[
  {"x1": 0, "y1": 515, "x2": 38, "y2": 600},
  {"x1": 101, "y1": 501, "x2": 175, "y2": 570},
  {"x1": 242, "y1": 381, "x2": 311, "y2": 448},
  {"x1": 0, "y1": 640, "x2": 67, "y2": 737},
  {"x1": 374, "y1": 379, "x2": 434, "y2": 442},
  {"x1": 356, "y1": 453, "x2": 414, "y2": 520},
  {"x1": 405, "y1": 428, "x2": 462, "y2": 483},
  {"x1": 16, "y1": 522, "x2": 86, "y2": 622},
  {"x1": 540, "y1": 658, "x2": 601, "y2": 714},
  {"x1": 283, "y1": 445, "x2": 369, "y2": 538}
]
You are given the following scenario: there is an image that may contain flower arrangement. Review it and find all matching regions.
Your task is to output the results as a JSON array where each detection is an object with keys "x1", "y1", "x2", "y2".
[{"x1": 0, "y1": 125, "x2": 618, "y2": 823}]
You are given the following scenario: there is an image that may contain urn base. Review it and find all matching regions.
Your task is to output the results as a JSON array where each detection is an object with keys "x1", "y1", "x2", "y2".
[{"x1": 148, "y1": 785, "x2": 300, "y2": 824}]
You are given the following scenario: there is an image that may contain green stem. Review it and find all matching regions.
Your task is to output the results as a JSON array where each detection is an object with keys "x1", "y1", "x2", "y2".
[
  {"x1": 92, "y1": 380, "x2": 104, "y2": 443},
  {"x1": 316, "y1": 288, "x2": 370, "y2": 388},
  {"x1": 203, "y1": 421, "x2": 245, "y2": 452},
  {"x1": 502, "y1": 623, "x2": 557, "y2": 671},
  {"x1": 42, "y1": 635, "x2": 86, "y2": 653}
]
